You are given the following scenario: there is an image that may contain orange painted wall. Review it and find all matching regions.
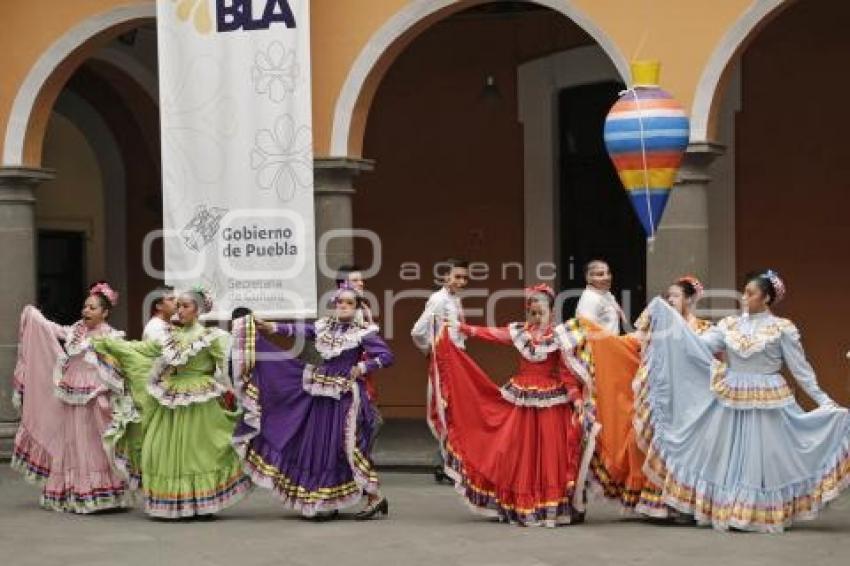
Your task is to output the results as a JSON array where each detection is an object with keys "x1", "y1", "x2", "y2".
[
  {"x1": 311, "y1": 0, "x2": 410, "y2": 156},
  {"x1": 352, "y1": 9, "x2": 592, "y2": 418},
  {"x1": 312, "y1": 0, "x2": 757, "y2": 156},
  {"x1": 571, "y1": 0, "x2": 753, "y2": 108},
  {"x1": 0, "y1": 0, "x2": 154, "y2": 164},
  {"x1": 736, "y1": 0, "x2": 850, "y2": 406},
  {"x1": 2, "y1": 0, "x2": 762, "y2": 164}
]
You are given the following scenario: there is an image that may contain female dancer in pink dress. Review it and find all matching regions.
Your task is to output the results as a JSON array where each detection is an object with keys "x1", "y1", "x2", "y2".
[{"x1": 11, "y1": 282, "x2": 136, "y2": 512}]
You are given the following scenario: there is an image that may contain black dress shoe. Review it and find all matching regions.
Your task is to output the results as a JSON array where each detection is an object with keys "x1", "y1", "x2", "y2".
[
  {"x1": 434, "y1": 465, "x2": 450, "y2": 484},
  {"x1": 305, "y1": 510, "x2": 339, "y2": 522},
  {"x1": 354, "y1": 497, "x2": 388, "y2": 520}
]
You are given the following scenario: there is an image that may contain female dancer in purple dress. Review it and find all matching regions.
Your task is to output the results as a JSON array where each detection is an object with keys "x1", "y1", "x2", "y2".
[{"x1": 231, "y1": 283, "x2": 394, "y2": 520}]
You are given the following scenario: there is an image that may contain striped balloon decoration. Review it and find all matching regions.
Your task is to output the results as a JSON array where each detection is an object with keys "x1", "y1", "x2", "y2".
[{"x1": 603, "y1": 61, "x2": 689, "y2": 240}]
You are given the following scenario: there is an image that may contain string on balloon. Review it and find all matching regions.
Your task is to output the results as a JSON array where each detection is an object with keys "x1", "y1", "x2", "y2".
[{"x1": 617, "y1": 87, "x2": 657, "y2": 252}]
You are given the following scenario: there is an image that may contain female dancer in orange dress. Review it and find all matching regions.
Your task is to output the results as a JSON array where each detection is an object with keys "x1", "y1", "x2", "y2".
[{"x1": 563, "y1": 276, "x2": 710, "y2": 516}]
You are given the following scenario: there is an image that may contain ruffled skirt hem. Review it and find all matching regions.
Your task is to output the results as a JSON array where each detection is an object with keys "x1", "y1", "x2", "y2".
[
  {"x1": 635, "y1": 312, "x2": 850, "y2": 532},
  {"x1": 242, "y1": 446, "x2": 375, "y2": 516},
  {"x1": 443, "y1": 444, "x2": 580, "y2": 528},
  {"x1": 142, "y1": 469, "x2": 253, "y2": 519},
  {"x1": 12, "y1": 427, "x2": 132, "y2": 514}
]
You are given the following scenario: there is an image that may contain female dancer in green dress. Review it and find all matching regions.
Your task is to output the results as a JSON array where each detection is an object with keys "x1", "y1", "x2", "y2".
[{"x1": 94, "y1": 286, "x2": 251, "y2": 518}]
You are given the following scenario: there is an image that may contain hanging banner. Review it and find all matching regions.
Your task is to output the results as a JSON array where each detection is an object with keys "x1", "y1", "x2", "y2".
[{"x1": 157, "y1": 0, "x2": 316, "y2": 318}]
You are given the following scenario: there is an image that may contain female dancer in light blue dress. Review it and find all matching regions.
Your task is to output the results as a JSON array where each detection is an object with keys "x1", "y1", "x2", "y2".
[{"x1": 635, "y1": 270, "x2": 850, "y2": 532}]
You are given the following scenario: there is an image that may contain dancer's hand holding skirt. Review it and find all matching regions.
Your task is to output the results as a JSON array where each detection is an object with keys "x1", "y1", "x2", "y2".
[
  {"x1": 93, "y1": 323, "x2": 251, "y2": 518},
  {"x1": 430, "y1": 324, "x2": 587, "y2": 527}
]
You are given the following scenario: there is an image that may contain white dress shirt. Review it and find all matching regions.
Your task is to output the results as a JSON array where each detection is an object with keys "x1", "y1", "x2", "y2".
[
  {"x1": 411, "y1": 287, "x2": 465, "y2": 353},
  {"x1": 142, "y1": 316, "x2": 171, "y2": 343},
  {"x1": 576, "y1": 287, "x2": 623, "y2": 335}
]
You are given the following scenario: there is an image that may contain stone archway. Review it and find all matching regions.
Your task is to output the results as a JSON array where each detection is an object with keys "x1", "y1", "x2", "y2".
[
  {"x1": 330, "y1": 0, "x2": 629, "y2": 158},
  {"x1": 337, "y1": 2, "x2": 630, "y2": 422},
  {"x1": 732, "y1": 0, "x2": 850, "y2": 406},
  {"x1": 2, "y1": 3, "x2": 155, "y2": 167},
  {"x1": 0, "y1": 4, "x2": 157, "y2": 457},
  {"x1": 689, "y1": 0, "x2": 788, "y2": 144}
]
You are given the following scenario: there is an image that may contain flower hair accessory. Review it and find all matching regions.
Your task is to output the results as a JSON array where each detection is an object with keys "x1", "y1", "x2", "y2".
[
  {"x1": 762, "y1": 269, "x2": 786, "y2": 304},
  {"x1": 89, "y1": 282, "x2": 119, "y2": 307},
  {"x1": 188, "y1": 284, "x2": 214, "y2": 314},
  {"x1": 525, "y1": 284, "x2": 555, "y2": 303},
  {"x1": 676, "y1": 275, "x2": 704, "y2": 299},
  {"x1": 332, "y1": 281, "x2": 360, "y2": 305}
]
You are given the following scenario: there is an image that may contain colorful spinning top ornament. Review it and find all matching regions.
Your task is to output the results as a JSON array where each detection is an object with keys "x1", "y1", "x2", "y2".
[{"x1": 603, "y1": 60, "x2": 690, "y2": 243}]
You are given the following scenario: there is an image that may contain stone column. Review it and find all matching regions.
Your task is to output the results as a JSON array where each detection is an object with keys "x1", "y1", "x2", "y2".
[
  {"x1": 313, "y1": 157, "x2": 373, "y2": 306},
  {"x1": 645, "y1": 143, "x2": 725, "y2": 300},
  {"x1": 0, "y1": 166, "x2": 54, "y2": 459}
]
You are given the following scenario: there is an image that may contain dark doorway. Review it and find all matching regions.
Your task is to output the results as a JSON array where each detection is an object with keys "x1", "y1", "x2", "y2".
[
  {"x1": 558, "y1": 81, "x2": 646, "y2": 323},
  {"x1": 38, "y1": 230, "x2": 86, "y2": 325}
]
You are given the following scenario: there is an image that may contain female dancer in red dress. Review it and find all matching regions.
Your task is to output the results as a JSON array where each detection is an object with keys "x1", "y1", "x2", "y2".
[{"x1": 429, "y1": 285, "x2": 591, "y2": 526}]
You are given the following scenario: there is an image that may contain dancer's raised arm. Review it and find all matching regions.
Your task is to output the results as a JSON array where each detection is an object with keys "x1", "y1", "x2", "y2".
[{"x1": 458, "y1": 322, "x2": 512, "y2": 345}]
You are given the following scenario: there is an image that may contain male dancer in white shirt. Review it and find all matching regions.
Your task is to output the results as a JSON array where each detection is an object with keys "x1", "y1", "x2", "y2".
[
  {"x1": 411, "y1": 258, "x2": 469, "y2": 483},
  {"x1": 411, "y1": 259, "x2": 469, "y2": 354},
  {"x1": 143, "y1": 286, "x2": 177, "y2": 342},
  {"x1": 575, "y1": 259, "x2": 627, "y2": 335}
]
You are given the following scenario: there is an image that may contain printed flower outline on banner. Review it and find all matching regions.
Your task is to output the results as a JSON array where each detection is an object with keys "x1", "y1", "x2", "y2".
[
  {"x1": 250, "y1": 115, "x2": 313, "y2": 202},
  {"x1": 159, "y1": 35, "x2": 238, "y2": 207},
  {"x1": 181, "y1": 204, "x2": 228, "y2": 252},
  {"x1": 173, "y1": 0, "x2": 213, "y2": 34},
  {"x1": 252, "y1": 42, "x2": 300, "y2": 103}
]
